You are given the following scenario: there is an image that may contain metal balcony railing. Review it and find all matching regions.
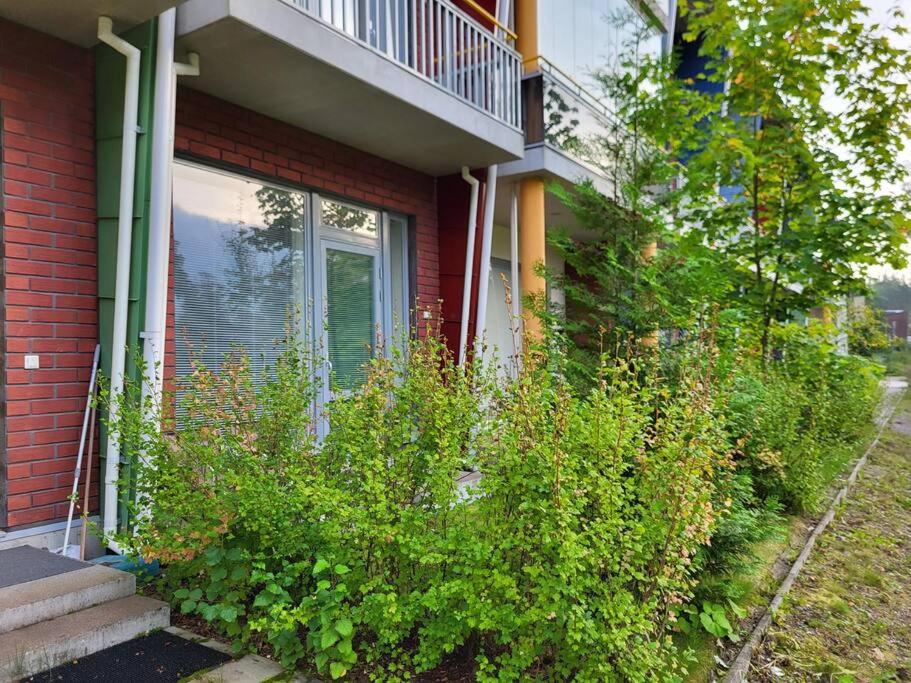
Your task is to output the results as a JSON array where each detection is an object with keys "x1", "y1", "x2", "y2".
[{"x1": 287, "y1": 0, "x2": 522, "y2": 129}]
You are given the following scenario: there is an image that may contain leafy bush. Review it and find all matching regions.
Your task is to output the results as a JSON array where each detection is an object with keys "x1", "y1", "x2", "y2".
[
  {"x1": 722, "y1": 323, "x2": 881, "y2": 513},
  {"x1": 113, "y1": 329, "x2": 732, "y2": 681},
  {"x1": 847, "y1": 303, "x2": 890, "y2": 357}
]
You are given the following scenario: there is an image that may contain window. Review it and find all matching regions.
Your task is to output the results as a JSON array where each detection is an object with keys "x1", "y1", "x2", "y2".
[
  {"x1": 325, "y1": 248, "x2": 376, "y2": 387},
  {"x1": 172, "y1": 164, "x2": 306, "y2": 390},
  {"x1": 173, "y1": 162, "x2": 410, "y2": 402},
  {"x1": 537, "y1": 0, "x2": 667, "y2": 89},
  {"x1": 320, "y1": 199, "x2": 378, "y2": 236}
]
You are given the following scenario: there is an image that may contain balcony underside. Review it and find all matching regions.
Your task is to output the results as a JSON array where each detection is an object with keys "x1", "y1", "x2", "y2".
[
  {"x1": 496, "y1": 146, "x2": 616, "y2": 238},
  {"x1": 0, "y1": 0, "x2": 181, "y2": 47},
  {"x1": 176, "y1": 0, "x2": 524, "y2": 176}
]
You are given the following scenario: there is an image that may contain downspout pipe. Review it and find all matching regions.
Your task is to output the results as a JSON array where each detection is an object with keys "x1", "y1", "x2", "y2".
[
  {"x1": 97, "y1": 16, "x2": 140, "y2": 545},
  {"x1": 141, "y1": 9, "x2": 199, "y2": 423},
  {"x1": 140, "y1": 9, "x2": 176, "y2": 423},
  {"x1": 473, "y1": 165, "x2": 498, "y2": 356},
  {"x1": 509, "y1": 183, "x2": 520, "y2": 356},
  {"x1": 458, "y1": 167, "x2": 480, "y2": 365}
]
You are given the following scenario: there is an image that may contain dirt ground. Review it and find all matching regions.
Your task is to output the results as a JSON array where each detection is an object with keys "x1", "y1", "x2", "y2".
[{"x1": 750, "y1": 392, "x2": 911, "y2": 682}]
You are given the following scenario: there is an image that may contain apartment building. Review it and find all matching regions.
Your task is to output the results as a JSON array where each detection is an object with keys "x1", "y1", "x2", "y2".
[{"x1": 0, "y1": 0, "x2": 671, "y2": 550}]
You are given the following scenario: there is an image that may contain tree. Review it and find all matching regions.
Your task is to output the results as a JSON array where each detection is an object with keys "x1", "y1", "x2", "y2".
[
  {"x1": 541, "y1": 5, "x2": 727, "y2": 381},
  {"x1": 647, "y1": 0, "x2": 911, "y2": 359}
]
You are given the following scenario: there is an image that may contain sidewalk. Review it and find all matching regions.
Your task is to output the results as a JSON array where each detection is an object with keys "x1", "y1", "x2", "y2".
[{"x1": 751, "y1": 381, "x2": 911, "y2": 681}]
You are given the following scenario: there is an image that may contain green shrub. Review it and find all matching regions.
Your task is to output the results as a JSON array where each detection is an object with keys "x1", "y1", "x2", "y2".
[
  {"x1": 721, "y1": 323, "x2": 881, "y2": 513},
  {"x1": 109, "y1": 318, "x2": 881, "y2": 680},
  {"x1": 113, "y1": 330, "x2": 732, "y2": 681}
]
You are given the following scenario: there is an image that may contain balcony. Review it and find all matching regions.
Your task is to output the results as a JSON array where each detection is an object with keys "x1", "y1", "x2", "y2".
[
  {"x1": 176, "y1": 0, "x2": 524, "y2": 174},
  {"x1": 499, "y1": 58, "x2": 618, "y2": 197}
]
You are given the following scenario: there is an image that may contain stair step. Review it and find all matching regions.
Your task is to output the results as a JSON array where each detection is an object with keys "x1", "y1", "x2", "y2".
[
  {"x1": 0, "y1": 565, "x2": 135, "y2": 635},
  {"x1": 0, "y1": 595, "x2": 169, "y2": 681}
]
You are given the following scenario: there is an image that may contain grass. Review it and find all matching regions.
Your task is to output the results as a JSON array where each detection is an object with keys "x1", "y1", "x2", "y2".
[
  {"x1": 750, "y1": 390, "x2": 911, "y2": 681},
  {"x1": 680, "y1": 368, "x2": 899, "y2": 681},
  {"x1": 679, "y1": 515, "x2": 806, "y2": 681}
]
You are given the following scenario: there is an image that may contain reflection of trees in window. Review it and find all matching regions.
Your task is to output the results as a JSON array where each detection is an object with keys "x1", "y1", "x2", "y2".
[
  {"x1": 321, "y1": 200, "x2": 377, "y2": 235},
  {"x1": 543, "y1": 4, "x2": 655, "y2": 176},
  {"x1": 544, "y1": 84, "x2": 582, "y2": 153},
  {"x1": 173, "y1": 184, "x2": 306, "y2": 387},
  {"x1": 325, "y1": 249, "x2": 374, "y2": 389}
]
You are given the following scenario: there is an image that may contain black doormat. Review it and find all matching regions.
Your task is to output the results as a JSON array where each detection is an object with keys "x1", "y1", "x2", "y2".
[
  {"x1": 0, "y1": 546, "x2": 88, "y2": 589},
  {"x1": 23, "y1": 630, "x2": 233, "y2": 682}
]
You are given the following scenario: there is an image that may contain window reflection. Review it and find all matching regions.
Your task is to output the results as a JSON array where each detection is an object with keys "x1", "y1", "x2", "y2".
[
  {"x1": 326, "y1": 249, "x2": 374, "y2": 388},
  {"x1": 172, "y1": 164, "x2": 306, "y2": 392},
  {"x1": 537, "y1": 0, "x2": 665, "y2": 88},
  {"x1": 321, "y1": 199, "x2": 378, "y2": 236}
]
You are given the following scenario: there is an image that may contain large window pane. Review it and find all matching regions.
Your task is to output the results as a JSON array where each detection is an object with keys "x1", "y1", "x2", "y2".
[
  {"x1": 537, "y1": 0, "x2": 665, "y2": 88},
  {"x1": 326, "y1": 249, "x2": 375, "y2": 388},
  {"x1": 173, "y1": 164, "x2": 305, "y2": 389}
]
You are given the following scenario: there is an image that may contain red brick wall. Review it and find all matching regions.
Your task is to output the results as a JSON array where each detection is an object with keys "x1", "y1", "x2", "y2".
[
  {"x1": 165, "y1": 87, "x2": 442, "y2": 380},
  {"x1": 0, "y1": 20, "x2": 97, "y2": 530}
]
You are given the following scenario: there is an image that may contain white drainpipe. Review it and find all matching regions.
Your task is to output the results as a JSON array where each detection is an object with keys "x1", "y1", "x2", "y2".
[
  {"x1": 473, "y1": 165, "x2": 498, "y2": 355},
  {"x1": 140, "y1": 9, "x2": 176, "y2": 421},
  {"x1": 97, "y1": 17, "x2": 140, "y2": 544},
  {"x1": 458, "y1": 167, "x2": 480, "y2": 365},
  {"x1": 141, "y1": 9, "x2": 198, "y2": 426},
  {"x1": 509, "y1": 183, "x2": 520, "y2": 355}
]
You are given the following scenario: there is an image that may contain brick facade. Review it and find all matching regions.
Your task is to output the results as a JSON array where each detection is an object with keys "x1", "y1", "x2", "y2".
[
  {"x1": 0, "y1": 41, "x2": 447, "y2": 532},
  {"x1": 0, "y1": 20, "x2": 97, "y2": 529}
]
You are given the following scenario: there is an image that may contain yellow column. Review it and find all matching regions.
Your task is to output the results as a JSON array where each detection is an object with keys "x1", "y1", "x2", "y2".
[
  {"x1": 520, "y1": 177, "x2": 546, "y2": 338},
  {"x1": 515, "y1": 0, "x2": 538, "y2": 73},
  {"x1": 641, "y1": 241, "x2": 659, "y2": 347}
]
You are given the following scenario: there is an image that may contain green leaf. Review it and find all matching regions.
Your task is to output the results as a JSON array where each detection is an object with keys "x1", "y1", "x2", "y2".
[
  {"x1": 313, "y1": 558, "x2": 330, "y2": 576},
  {"x1": 189, "y1": 588, "x2": 203, "y2": 601},
  {"x1": 180, "y1": 599, "x2": 197, "y2": 614},
  {"x1": 253, "y1": 592, "x2": 273, "y2": 608},
  {"x1": 728, "y1": 599, "x2": 747, "y2": 619},
  {"x1": 329, "y1": 662, "x2": 347, "y2": 680},
  {"x1": 211, "y1": 566, "x2": 228, "y2": 582},
  {"x1": 204, "y1": 547, "x2": 223, "y2": 566},
  {"x1": 320, "y1": 629, "x2": 339, "y2": 649},
  {"x1": 220, "y1": 605, "x2": 239, "y2": 622},
  {"x1": 174, "y1": 588, "x2": 189, "y2": 599},
  {"x1": 334, "y1": 619, "x2": 353, "y2": 638},
  {"x1": 333, "y1": 564, "x2": 350, "y2": 575}
]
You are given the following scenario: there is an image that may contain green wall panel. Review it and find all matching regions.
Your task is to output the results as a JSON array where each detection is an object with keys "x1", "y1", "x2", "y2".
[{"x1": 95, "y1": 18, "x2": 158, "y2": 533}]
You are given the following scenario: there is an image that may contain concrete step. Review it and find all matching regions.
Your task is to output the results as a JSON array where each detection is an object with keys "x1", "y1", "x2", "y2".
[
  {"x1": 0, "y1": 565, "x2": 135, "y2": 635},
  {"x1": 0, "y1": 594, "x2": 169, "y2": 681}
]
